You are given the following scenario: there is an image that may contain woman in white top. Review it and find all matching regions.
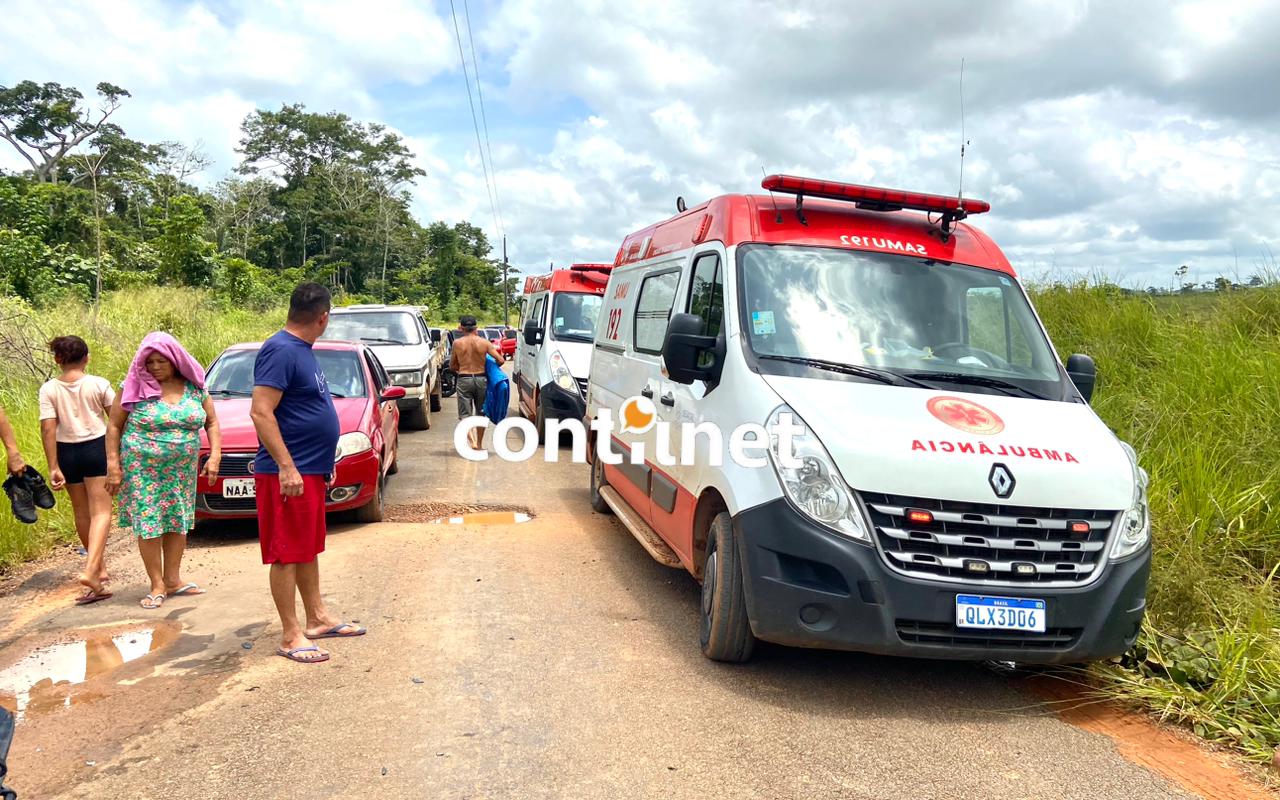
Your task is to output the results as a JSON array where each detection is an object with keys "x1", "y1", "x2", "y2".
[{"x1": 39, "y1": 335, "x2": 116, "y2": 605}]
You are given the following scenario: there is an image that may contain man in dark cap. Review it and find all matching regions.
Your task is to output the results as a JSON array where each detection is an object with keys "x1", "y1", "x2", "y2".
[{"x1": 449, "y1": 315, "x2": 502, "y2": 451}]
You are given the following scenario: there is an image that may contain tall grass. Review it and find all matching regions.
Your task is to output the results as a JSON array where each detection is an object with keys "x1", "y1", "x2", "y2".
[
  {"x1": 0, "y1": 288, "x2": 283, "y2": 567},
  {"x1": 1033, "y1": 283, "x2": 1280, "y2": 763}
]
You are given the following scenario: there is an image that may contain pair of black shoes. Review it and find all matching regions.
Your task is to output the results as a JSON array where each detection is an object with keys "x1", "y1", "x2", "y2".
[{"x1": 3, "y1": 467, "x2": 56, "y2": 524}]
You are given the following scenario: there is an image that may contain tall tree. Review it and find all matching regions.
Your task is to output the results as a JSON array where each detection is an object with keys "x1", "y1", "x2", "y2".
[{"x1": 0, "y1": 81, "x2": 130, "y2": 183}]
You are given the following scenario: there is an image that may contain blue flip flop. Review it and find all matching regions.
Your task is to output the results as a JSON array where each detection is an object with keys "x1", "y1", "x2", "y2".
[
  {"x1": 309, "y1": 622, "x2": 367, "y2": 639},
  {"x1": 277, "y1": 646, "x2": 330, "y2": 663}
]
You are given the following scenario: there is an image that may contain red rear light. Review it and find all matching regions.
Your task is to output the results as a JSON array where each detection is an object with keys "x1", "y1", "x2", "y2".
[
  {"x1": 907, "y1": 509, "x2": 934, "y2": 525},
  {"x1": 762, "y1": 174, "x2": 990, "y2": 216}
]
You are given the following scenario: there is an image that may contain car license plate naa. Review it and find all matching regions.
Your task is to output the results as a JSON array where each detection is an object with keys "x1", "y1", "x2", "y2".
[
  {"x1": 222, "y1": 478, "x2": 256, "y2": 499},
  {"x1": 955, "y1": 594, "x2": 1045, "y2": 633}
]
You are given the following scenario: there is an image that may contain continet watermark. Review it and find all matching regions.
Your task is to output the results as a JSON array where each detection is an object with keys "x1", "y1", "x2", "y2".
[{"x1": 454, "y1": 395, "x2": 805, "y2": 469}]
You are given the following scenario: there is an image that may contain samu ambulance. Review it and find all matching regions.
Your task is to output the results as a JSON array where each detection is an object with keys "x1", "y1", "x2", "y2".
[
  {"x1": 516, "y1": 264, "x2": 613, "y2": 439},
  {"x1": 586, "y1": 175, "x2": 1150, "y2": 663}
]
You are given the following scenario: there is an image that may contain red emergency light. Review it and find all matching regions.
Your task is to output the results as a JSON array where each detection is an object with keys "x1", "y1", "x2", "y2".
[
  {"x1": 906, "y1": 509, "x2": 934, "y2": 525},
  {"x1": 568, "y1": 262, "x2": 613, "y2": 286},
  {"x1": 761, "y1": 174, "x2": 990, "y2": 216}
]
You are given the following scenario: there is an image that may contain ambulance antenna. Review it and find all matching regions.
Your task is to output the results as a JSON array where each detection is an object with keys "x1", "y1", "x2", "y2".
[
  {"x1": 957, "y1": 57, "x2": 970, "y2": 205},
  {"x1": 762, "y1": 165, "x2": 783, "y2": 223}
]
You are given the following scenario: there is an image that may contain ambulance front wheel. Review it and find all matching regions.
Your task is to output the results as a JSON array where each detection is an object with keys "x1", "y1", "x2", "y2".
[
  {"x1": 700, "y1": 512, "x2": 756, "y2": 663},
  {"x1": 590, "y1": 453, "x2": 612, "y2": 514}
]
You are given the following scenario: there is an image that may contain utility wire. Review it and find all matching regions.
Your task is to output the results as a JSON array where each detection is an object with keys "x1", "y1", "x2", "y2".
[
  {"x1": 462, "y1": 0, "x2": 505, "y2": 237},
  {"x1": 449, "y1": 0, "x2": 502, "y2": 240}
]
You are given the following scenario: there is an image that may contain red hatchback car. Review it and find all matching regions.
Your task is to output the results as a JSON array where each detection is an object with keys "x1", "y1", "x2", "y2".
[{"x1": 195, "y1": 341, "x2": 403, "y2": 523}]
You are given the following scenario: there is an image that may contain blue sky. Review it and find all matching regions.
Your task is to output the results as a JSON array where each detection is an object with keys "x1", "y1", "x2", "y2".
[{"x1": 2, "y1": 0, "x2": 1279, "y2": 287}]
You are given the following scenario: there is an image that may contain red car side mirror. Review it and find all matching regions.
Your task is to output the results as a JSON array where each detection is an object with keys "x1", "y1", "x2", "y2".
[{"x1": 380, "y1": 386, "x2": 407, "y2": 402}]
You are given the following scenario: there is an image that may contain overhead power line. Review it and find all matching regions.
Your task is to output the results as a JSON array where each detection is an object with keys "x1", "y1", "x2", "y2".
[
  {"x1": 448, "y1": 0, "x2": 502, "y2": 241},
  {"x1": 462, "y1": 0, "x2": 505, "y2": 236}
]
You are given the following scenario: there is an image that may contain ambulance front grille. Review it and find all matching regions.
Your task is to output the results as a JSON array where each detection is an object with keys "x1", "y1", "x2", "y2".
[{"x1": 859, "y1": 492, "x2": 1118, "y2": 588}]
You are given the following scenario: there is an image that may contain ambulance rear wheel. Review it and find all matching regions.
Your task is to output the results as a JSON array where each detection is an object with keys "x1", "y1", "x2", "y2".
[
  {"x1": 700, "y1": 512, "x2": 756, "y2": 663},
  {"x1": 590, "y1": 453, "x2": 612, "y2": 514}
]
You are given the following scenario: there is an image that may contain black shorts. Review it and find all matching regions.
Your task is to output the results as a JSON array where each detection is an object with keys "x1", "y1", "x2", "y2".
[{"x1": 57, "y1": 436, "x2": 107, "y2": 485}]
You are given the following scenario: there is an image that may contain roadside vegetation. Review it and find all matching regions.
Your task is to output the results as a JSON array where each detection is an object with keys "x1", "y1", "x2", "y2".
[
  {"x1": 1034, "y1": 282, "x2": 1280, "y2": 765},
  {"x1": 0, "y1": 79, "x2": 515, "y2": 319}
]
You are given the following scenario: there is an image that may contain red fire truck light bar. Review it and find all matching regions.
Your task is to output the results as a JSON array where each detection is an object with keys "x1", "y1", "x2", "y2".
[
  {"x1": 761, "y1": 174, "x2": 990, "y2": 216},
  {"x1": 568, "y1": 263, "x2": 614, "y2": 272}
]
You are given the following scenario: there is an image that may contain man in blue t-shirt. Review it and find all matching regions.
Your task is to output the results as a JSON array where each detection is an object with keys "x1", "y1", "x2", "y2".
[{"x1": 251, "y1": 282, "x2": 366, "y2": 664}]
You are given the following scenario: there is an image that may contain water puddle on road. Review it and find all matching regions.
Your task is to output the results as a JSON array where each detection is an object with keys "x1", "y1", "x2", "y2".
[
  {"x1": 0, "y1": 622, "x2": 180, "y2": 722},
  {"x1": 430, "y1": 511, "x2": 532, "y2": 525}
]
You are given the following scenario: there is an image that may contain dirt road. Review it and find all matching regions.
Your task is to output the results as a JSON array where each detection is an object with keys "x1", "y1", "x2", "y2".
[{"x1": 0, "y1": 384, "x2": 1259, "y2": 798}]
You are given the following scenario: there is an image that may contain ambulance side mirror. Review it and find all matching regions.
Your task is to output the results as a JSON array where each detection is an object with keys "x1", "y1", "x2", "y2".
[
  {"x1": 1066, "y1": 353, "x2": 1096, "y2": 402},
  {"x1": 523, "y1": 320, "x2": 544, "y2": 346},
  {"x1": 663, "y1": 313, "x2": 718, "y2": 385},
  {"x1": 430, "y1": 329, "x2": 442, "y2": 344}
]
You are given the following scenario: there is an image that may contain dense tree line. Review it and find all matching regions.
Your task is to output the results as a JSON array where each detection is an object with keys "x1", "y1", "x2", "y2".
[{"x1": 0, "y1": 80, "x2": 515, "y2": 317}]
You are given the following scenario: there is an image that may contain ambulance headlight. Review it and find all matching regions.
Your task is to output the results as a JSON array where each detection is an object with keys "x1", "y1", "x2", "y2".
[
  {"x1": 550, "y1": 350, "x2": 578, "y2": 394},
  {"x1": 766, "y1": 405, "x2": 870, "y2": 542},
  {"x1": 335, "y1": 432, "x2": 372, "y2": 462},
  {"x1": 1112, "y1": 441, "x2": 1151, "y2": 560}
]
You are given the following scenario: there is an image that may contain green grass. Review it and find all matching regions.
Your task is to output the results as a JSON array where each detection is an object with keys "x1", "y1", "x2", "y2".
[
  {"x1": 0, "y1": 288, "x2": 283, "y2": 566},
  {"x1": 1033, "y1": 283, "x2": 1280, "y2": 763}
]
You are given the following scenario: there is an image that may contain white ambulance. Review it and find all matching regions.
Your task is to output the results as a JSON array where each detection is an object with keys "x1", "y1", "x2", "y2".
[
  {"x1": 515, "y1": 264, "x2": 612, "y2": 439},
  {"x1": 586, "y1": 175, "x2": 1150, "y2": 663}
]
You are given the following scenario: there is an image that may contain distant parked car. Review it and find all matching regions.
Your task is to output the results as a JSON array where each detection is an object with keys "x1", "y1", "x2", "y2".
[
  {"x1": 196, "y1": 341, "x2": 403, "y2": 524},
  {"x1": 486, "y1": 326, "x2": 518, "y2": 360}
]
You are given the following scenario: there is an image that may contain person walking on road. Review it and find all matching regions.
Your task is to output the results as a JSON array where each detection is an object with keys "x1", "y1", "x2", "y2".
[
  {"x1": 251, "y1": 283, "x2": 366, "y2": 665},
  {"x1": 106, "y1": 332, "x2": 220, "y2": 609},
  {"x1": 450, "y1": 315, "x2": 502, "y2": 451},
  {"x1": 40, "y1": 336, "x2": 116, "y2": 605}
]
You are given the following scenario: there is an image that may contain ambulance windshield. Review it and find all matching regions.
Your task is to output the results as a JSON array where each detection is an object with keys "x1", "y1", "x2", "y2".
[
  {"x1": 550, "y1": 292, "x2": 602, "y2": 343},
  {"x1": 738, "y1": 244, "x2": 1066, "y2": 397}
]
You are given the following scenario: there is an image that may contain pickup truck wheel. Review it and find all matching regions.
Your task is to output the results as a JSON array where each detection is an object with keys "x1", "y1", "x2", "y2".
[
  {"x1": 430, "y1": 392, "x2": 442, "y2": 413},
  {"x1": 403, "y1": 397, "x2": 430, "y2": 430},
  {"x1": 700, "y1": 512, "x2": 756, "y2": 663},
  {"x1": 354, "y1": 474, "x2": 385, "y2": 523},
  {"x1": 590, "y1": 452, "x2": 612, "y2": 514}
]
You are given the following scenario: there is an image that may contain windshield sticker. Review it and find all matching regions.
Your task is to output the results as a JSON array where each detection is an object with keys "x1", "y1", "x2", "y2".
[
  {"x1": 912, "y1": 439, "x2": 1080, "y2": 464},
  {"x1": 999, "y1": 276, "x2": 1012, "y2": 286},
  {"x1": 555, "y1": 317, "x2": 565, "y2": 327},
  {"x1": 927, "y1": 395, "x2": 1004, "y2": 436},
  {"x1": 751, "y1": 310, "x2": 776, "y2": 335}
]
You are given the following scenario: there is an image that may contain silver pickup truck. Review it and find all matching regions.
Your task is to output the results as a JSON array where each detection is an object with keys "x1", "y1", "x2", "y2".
[{"x1": 322, "y1": 304, "x2": 444, "y2": 429}]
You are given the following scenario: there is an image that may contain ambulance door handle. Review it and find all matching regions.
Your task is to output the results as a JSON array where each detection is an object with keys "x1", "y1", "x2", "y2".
[
  {"x1": 640, "y1": 386, "x2": 654, "y2": 399},
  {"x1": 660, "y1": 392, "x2": 675, "y2": 407}
]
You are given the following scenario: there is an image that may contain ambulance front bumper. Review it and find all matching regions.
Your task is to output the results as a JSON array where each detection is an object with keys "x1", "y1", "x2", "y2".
[{"x1": 732, "y1": 498, "x2": 1149, "y2": 664}]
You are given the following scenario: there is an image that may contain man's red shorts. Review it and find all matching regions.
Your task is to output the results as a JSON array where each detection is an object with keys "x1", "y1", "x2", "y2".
[{"x1": 255, "y1": 474, "x2": 327, "y2": 564}]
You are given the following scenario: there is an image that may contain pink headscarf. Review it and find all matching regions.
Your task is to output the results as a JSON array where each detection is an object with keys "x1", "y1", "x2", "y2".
[{"x1": 121, "y1": 332, "x2": 207, "y2": 410}]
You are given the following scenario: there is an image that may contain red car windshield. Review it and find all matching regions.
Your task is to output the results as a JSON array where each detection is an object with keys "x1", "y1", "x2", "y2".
[{"x1": 207, "y1": 349, "x2": 368, "y2": 399}]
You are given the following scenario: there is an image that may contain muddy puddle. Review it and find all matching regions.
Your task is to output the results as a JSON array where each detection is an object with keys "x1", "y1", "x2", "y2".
[
  {"x1": 0, "y1": 622, "x2": 180, "y2": 721},
  {"x1": 430, "y1": 511, "x2": 532, "y2": 525}
]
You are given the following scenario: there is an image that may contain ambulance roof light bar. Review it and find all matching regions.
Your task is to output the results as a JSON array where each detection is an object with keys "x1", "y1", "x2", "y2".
[{"x1": 761, "y1": 174, "x2": 990, "y2": 241}]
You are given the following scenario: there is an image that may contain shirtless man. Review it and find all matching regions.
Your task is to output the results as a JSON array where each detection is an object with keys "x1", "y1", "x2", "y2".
[{"x1": 449, "y1": 315, "x2": 502, "y2": 451}]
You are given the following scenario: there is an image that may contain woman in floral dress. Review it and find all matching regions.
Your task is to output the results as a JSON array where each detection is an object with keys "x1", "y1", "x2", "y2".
[{"x1": 106, "y1": 332, "x2": 221, "y2": 609}]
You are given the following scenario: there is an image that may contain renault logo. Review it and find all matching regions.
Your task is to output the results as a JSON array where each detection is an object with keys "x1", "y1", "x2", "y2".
[{"x1": 988, "y1": 463, "x2": 1015, "y2": 499}]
